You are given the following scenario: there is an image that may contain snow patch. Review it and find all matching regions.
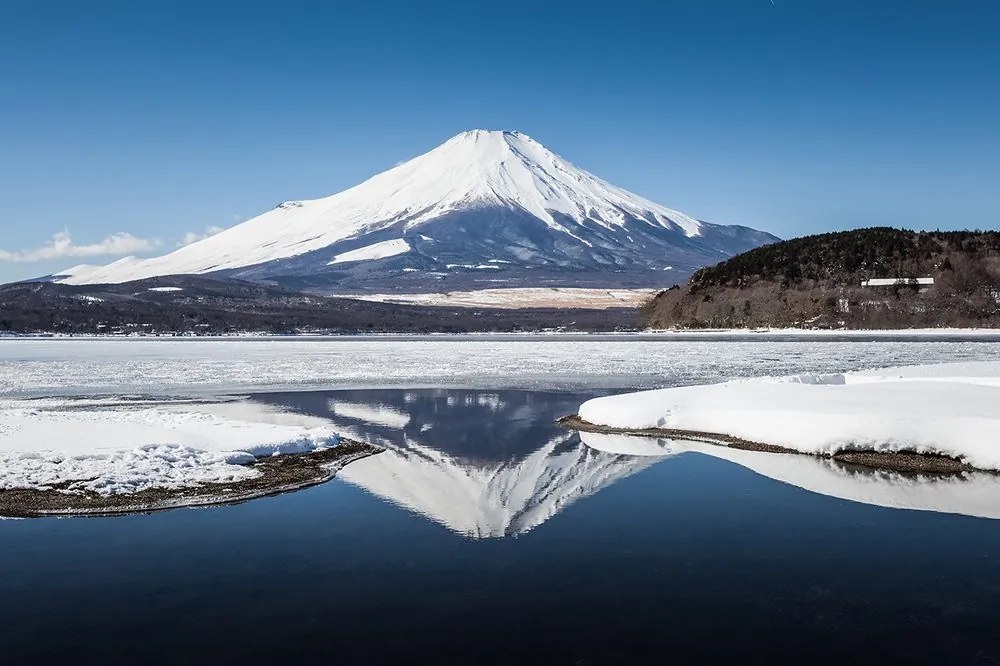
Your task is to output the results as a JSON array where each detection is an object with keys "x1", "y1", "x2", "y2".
[
  {"x1": 0, "y1": 399, "x2": 339, "y2": 494},
  {"x1": 333, "y1": 287, "x2": 658, "y2": 310},
  {"x1": 328, "y1": 238, "x2": 410, "y2": 265},
  {"x1": 577, "y1": 361, "x2": 1000, "y2": 470}
]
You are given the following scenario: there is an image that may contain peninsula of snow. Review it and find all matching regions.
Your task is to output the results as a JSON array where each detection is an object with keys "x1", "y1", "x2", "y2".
[
  {"x1": 0, "y1": 399, "x2": 341, "y2": 496},
  {"x1": 576, "y1": 361, "x2": 1000, "y2": 470}
]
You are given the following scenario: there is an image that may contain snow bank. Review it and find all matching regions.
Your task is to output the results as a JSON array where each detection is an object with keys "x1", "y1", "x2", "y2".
[
  {"x1": 577, "y1": 361, "x2": 1000, "y2": 470},
  {"x1": 0, "y1": 400, "x2": 339, "y2": 494},
  {"x1": 580, "y1": 432, "x2": 1000, "y2": 520}
]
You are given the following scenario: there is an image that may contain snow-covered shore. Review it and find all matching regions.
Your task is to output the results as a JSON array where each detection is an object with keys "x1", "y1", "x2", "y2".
[
  {"x1": 576, "y1": 361, "x2": 1000, "y2": 470},
  {"x1": 0, "y1": 399, "x2": 341, "y2": 495}
]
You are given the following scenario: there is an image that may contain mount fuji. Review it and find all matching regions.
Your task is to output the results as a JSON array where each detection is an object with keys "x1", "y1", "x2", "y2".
[{"x1": 55, "y1": 130, "x2": 778, "y2": 292}]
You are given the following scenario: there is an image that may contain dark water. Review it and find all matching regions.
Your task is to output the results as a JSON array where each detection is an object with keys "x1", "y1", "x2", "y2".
[{"x1": 3, "y1": 389, "x2": 1000, "y2": 665}]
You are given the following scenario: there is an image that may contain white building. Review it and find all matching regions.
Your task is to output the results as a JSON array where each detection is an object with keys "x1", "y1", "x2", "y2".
[{"x1": 860, "y1": 277, "x2": 934, "y2": 287}]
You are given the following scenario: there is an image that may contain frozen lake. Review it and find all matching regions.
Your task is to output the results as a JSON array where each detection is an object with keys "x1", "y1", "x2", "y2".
[
  {"x1": 4, "y1": 333, "x2": 1000, "y2": 396},
  {"x1": 3, "y1": 336, "x2": 1000, "y2": 662}
]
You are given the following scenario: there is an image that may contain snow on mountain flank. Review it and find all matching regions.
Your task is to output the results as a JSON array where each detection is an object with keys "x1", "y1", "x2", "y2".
[
  {"x1": 53, "y1": 130, "x2": 778, "y2": 288},
  {"x1": 328, "y1": 238, "x2": 410, "y2": 265}
]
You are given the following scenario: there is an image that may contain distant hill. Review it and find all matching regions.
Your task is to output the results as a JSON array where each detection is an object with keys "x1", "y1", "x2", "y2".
[
  {"x1": 0, "y1": 276, "x2": 637, "y2": 335},
  {"x1": 641, "y1": 228, "x2": 1000, "y2": 329}
]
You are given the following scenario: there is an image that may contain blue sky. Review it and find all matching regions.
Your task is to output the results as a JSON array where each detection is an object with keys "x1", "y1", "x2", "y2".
[{"x1": 1, "y1": 0, "x2": 998, "y2": 282}]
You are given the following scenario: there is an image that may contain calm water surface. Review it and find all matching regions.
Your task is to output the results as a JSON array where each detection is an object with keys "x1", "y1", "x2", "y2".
[{"x1": 3, "y1": 388, "x2": 1000, "y2": 665}]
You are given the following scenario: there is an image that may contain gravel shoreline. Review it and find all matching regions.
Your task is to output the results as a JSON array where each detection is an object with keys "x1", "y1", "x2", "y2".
[
  {"x1": 557, "y1": 414, "x2": 978, "y2": 474},
  {"x1": 0, "y1": 440, "x2": 381, "y2": 518}
]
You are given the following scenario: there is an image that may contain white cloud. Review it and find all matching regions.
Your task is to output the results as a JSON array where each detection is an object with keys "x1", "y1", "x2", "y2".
[
  {"x1": 179, "y1": 226, "x2": 225, "y2": 246},
  {"x1": 0, "y1": 231, "x2": 160, "y2": 263}
]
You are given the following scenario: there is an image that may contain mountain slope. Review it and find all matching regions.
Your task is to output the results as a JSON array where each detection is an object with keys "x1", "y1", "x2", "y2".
[{"x1": 57, "y1": 130, "x2": 778, "y2": 290}]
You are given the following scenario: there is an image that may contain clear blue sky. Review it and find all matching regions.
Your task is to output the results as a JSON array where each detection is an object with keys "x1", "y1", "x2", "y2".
[{"x1": 1, "y1": 0, "x2": 998, "y2": 282}]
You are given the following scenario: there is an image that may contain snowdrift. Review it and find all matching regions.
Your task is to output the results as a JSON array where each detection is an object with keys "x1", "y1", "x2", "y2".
[{"x1": 576, "y1": 362, "x2": 1000, "y2": 470}]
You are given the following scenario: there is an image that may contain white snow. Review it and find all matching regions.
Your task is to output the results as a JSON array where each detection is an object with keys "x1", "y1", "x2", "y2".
[
  {"x1": 577, "y1": 361, "x2": 1000, "y2": 470},
  {"x1": 147, "y1": 286, "x2": 184, "y2": 293},
  {"x1": 0, "y1": 399, "x2": 339, "y2": 495},
  {"x1": 3, "y1": 337, "x2": 1000, "y2": 398},
  {"x1": 328, "y1": 238, "x2": 410, "y2": 265},
  {"x1": 335, "y1": 287, "x2": 658, "y2": 309},
  {"x1": 581, "y1": 432, "x2": 1000, "y2": 520},
  {"x1": 55, "y1": 130, "x2": 704, "y2": 285},
  {"x1": 58, "y1": 264, "x2": 101, "y2": 277}
]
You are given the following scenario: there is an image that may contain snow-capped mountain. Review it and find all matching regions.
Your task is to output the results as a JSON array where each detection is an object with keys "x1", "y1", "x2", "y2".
[{"x1": 57, "y1": 130, "x2": 778, "y2": 290}]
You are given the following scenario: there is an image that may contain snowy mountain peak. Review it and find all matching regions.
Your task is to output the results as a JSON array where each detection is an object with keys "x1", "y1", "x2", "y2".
[{"x1": 55, "y1": 130, "x2": 778, "y2": 289}]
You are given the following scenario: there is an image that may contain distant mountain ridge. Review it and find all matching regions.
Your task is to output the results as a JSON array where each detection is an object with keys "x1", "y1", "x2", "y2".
[{"x1": 53, "y1": 130, "x2": 778, "y2": 291}]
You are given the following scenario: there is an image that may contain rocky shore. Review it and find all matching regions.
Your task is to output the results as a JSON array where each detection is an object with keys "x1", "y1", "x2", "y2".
[
  {"x1": 0, "y1": 440, "x2": 381, "y2": 518},
  {"x1": 558, "y1": 414, "x2": 977, "y2": 474}
]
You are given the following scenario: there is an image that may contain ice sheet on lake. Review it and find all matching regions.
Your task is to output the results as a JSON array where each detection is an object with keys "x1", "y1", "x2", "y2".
[
  {"x1": 581, "y1": 432, "x2": 1000, "y2": 520},
  {"x1": 578, "y1": 361, "x2": 1000, "y2": 470},
  {"x1": 3, "y1": 337, "x2": 1000, "y2": 397}
]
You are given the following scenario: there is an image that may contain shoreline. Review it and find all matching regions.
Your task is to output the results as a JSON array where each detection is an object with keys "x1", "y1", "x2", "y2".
[
  {"x1": 557, "y1": 414, "x2": 979, "y2": 475},
  {"x1": 0, "y1": 440, "x2": 382, "y2": 518},
  {"x1": 4, "y1": 327, "x2": 1000, "y2": 340}
]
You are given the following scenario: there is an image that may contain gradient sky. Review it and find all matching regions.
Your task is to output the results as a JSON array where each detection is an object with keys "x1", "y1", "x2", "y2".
[{"x1": 1, "y1": 0, "x2": 998, "y2": 282}]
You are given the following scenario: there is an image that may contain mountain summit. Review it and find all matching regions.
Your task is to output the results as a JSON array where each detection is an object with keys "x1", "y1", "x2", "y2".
[{"x1": 57, "y1": 130, "x2": 778, "y2": 290}]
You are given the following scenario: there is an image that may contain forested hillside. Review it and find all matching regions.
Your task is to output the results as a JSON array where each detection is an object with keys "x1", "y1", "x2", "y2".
[
  {"x1": 0, "y1": 277, "x2": 638, "y2": 334},
  {"x1": 642, "y1": 228, "x2": 1000, "y2": 329}
]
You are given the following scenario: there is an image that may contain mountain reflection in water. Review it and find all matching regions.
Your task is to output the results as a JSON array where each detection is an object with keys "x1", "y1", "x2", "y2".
[
  {"x1": 581, "y1": 431, "x2": 1000, "y2": 520},
  {"x1": 252, "y1": 388, "x2": 1000, "y2": 533},
  {"x1": 254, "y1": 388, "x2": 658, "y2": 538}
]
